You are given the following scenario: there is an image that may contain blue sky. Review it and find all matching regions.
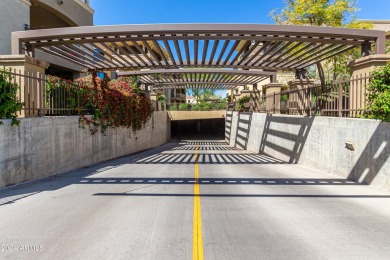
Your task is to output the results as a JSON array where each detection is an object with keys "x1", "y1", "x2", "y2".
[
  {"x1": 91, "y1": 0, "x2": 390, "y2": 25},
  {"x1": 90, "y1": 0, "x2": 390, "y2": 98}
]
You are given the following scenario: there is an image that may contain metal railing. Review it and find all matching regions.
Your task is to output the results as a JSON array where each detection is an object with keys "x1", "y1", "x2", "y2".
[
  {"x1": 229, "y1": 74, "x2": 373, "y2": 118},
  {"x1": 0, "y1": 67, "x2": 374, "y2": 119},
  {"x1": 0, "y1": 68, "x2": 80, "y2": 117}
]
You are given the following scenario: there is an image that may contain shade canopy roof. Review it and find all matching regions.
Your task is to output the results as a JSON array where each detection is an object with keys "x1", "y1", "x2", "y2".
[
  {"x1": 12, "y1": 24, "x2": 386, "y2": 72},
  {"x1": 118, "y1": 69, "x2": 274, "y2": 90}
]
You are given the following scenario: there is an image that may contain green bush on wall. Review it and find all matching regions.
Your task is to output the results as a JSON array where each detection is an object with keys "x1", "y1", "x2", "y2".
[
  {"x1": 237, "y1": 95, "x2": 251, "y2": 111},
  {"x1": 157, "y1": 95, "x2": 166, "y2": 103},
  {"x1": 366, "y1": 62, "x2": 390, "y2": 121},
  {"x1": 199, "y1": 102, "x2": 212, "y2": 111},
  {"x1": 169, "y1": 104, "x2": 177, "y2": 111},
  {"x1": 157, "y1": 95, "x2": 166, "y2": 111},
  {"x1": 0, "y1": 69, "x2": 23, "y2": 126},
  {"x1": 179, "y1": 103, "x2": 188, "y2": 110},
  {"x1": 191, "y1": 104, "x2": 199, "y2": 111}
]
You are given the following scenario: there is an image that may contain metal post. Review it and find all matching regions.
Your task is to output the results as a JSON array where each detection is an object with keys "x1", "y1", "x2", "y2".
[
  {"x1": 306, "y1": 87, "x2": 311, "y2": 116},
  {"x1": 361, "y1": 41, "x2": 371, "y2": 57},
  {"x1": 338, "y1": 79, "x2": 343, "y2": 117},
  {"x1": 375, "y1": 32, "x2": 386, "y2": 54}
]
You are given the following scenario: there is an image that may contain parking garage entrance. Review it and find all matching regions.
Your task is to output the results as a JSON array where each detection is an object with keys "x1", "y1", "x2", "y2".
[{"x1": 171, "y1": 118, "x2": 225, "y2": 140}]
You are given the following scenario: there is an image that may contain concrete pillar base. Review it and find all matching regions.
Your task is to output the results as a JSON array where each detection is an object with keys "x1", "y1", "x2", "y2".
[
  {"x1": 0, "y1": 55, "x2": 49, "y2": 117},
  {"x1": 348, "y1": 54, "x2": 390, "y2": 78},
  {"x1": 348, "y1": 54, "x2": 390, "y2": 114}
]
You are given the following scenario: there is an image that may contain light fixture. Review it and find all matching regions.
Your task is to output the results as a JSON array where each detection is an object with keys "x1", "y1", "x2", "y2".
[
  {"x1": 345, "y1": 141, "x2": 355, "y2": 151},
  {"x1": 57, "y1": 0, "x2": 63, "y2": 5}
]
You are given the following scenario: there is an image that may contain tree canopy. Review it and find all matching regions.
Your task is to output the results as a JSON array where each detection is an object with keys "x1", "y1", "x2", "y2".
[
  {"x1": 186, "y1": 89, "x2": 222, "y2": 103},
  {"x1": 270, "y1": 0, "x2": 373, "y2": 81},
  {"x1": 270, "y1": 0, "x2": 370, "y2": 27}
]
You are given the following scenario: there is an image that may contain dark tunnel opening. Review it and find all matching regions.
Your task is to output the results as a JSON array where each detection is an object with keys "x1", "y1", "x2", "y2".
[{"x1": 171, "y1": 119, "x2": 225, "y2": 141}]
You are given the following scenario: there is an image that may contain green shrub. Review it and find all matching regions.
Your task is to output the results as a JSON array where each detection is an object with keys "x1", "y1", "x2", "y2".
[
  {"x1": 217, "y1": 101, "x2": 227, "y2": 110},
  {"x1": 281, "y1": 94, "x2": 289, "y2": 102},
  {"x1": 0, "y1": 69, "x2": 23, "y2": 126},
  {"x1": 178, "y1": 103, "x2": 188, "y2": 110},
  {"x1": 191, "y1": 104, "x2": 199, "y2": 111},
  {"x1": 169, "y1": 104, "x2": 178, "y2": 111},
  {"x1": 157, "y1": 95, "x2": 166, "y2": 111},
  {"x1": 237, "y1": 95, "x2": 251, "y2": 111},
  {"x1": 157, "y1": 94, "x2": 166, "y2": 103},
  {"x1": 199, "y1": 102, "x2": 212, "y2": 111},
  {"x1": 366, "y1": 62, "x2": 390, "y2": 121}
]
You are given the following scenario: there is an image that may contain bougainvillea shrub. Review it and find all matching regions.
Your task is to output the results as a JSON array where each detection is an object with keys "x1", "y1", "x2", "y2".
[{"x1": 71, "y1": 74, "x2": 152, "y2": 134}]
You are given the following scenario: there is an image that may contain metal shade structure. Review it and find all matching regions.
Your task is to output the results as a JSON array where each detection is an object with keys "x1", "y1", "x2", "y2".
[
  {"x1": 118, "y1": 69, "x2": 274, "y2": 90},
  {"x1": 12, "y1": 24, "x2": 386, "y2": 72}
]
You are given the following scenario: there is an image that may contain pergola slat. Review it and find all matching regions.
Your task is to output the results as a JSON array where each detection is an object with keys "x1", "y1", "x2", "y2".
[
  {"x1": 162, "y1": 40, "x2": 176, "y2": 66},
  {"x1": 130, "y1": 40, "x2": 155, "y2": 66},
  {"x1": 58, "y1": 45, "x2": 110, "y2": 69},
  {"x1": 230, "y1": 40, "x2": 251, "y2": 65},
  {"x1": 141, "y1": 40, "x2": 162, "y2": 66},
  {"x1": 274, "y1": 42, "x2": 317, "y2": 67},
  {"x1": 284, "y1": 43, "x2": 334, "y2": 68},
  {"x1": 209, "y1": 40, "x2": 220, "y2": 66},
  {"x1": 118, "y1": 68, "x2": 273, "y2": 90},
  {"x1": 237, "y1": 40, "x2": 261, "y2": 66},
  {"x1": 121, "y1": 41, "x2": 148, "y2": 66},
  {"x1": 79, "y1": 43, "x2": 120, "y2": 68},
  {"x1": 110, "y1": 41, "x2": 142, "y2": 67},
  {"x1": 12, "y1": 24, "x2": 385, "y2": 72},
  {"x1": 173, "y1": 40, "x2": 184, "y2": 65},
  {"x1": 40, "y1": 47, "x2": 95, "y2": 69},
  {"x1": 216, "y1": 40, "x2": 230, "y2": 65},
  {"x1": 99, "y1": 42, "x2": 131, "y2": 67},
  {"x1": 152, "y1": 40, "x2": 169, "y2": 66},
  {"x1": 202, "y1": 40, "x2": 209, "y2": 65}
]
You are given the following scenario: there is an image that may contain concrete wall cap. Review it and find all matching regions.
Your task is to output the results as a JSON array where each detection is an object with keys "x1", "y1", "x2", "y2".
[
  {"x1": 25, "y1": 55, "x2": 50, "y2": 69},
  {"x1": 288, "y1": 79, "x2": 316, "y2": 85},
  {"x1": 0, "y1": 55, "x2": 50, "y2": 69},
  {"x1": 348, "y1": 54, "x2": 390, "y2": 68},
  {"x1": 263, "y1": 83, "x2": 284, "y2": 89},
  {"x1": 240, "y1": 90, "x2": 258, "y2": 93}
]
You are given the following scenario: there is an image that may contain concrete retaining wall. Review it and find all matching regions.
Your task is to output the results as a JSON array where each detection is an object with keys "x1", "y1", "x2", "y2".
[
  {"x1": 168, "y1": 111, "x2": 226, "y2": 121},
  {"x1": 0, "y1": 112, "x2": 170, "y2": 188},
  {"x1": 226, "y1": 111, "x2": 390, "y2": 191}
]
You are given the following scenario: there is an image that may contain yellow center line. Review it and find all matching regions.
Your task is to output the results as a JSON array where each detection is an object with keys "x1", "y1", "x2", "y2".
[{"x1": 193, "y1": 146, "x2": 204, "y2": 260}]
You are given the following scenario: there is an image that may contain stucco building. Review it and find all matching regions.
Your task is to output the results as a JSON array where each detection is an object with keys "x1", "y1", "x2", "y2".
[{"x1": 0, "y1": 0, "x2": 94, "y2": 78}]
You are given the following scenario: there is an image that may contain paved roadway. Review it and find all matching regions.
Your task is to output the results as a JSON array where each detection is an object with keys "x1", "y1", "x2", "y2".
[{"x1": 1, "y1": 140, "x2": 390, "y2": 260}]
